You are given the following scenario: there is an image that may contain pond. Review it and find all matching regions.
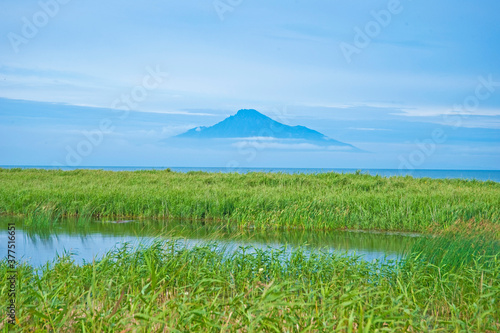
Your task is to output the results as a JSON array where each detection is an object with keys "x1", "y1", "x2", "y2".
[{"x1": 0, "y1": 216, "x2": 421, "y2": 267}]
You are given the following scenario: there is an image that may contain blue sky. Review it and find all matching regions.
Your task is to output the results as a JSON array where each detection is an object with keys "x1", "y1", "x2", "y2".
[{"x1": 0, "y1": 0, "x2": 499, "y2": 169}]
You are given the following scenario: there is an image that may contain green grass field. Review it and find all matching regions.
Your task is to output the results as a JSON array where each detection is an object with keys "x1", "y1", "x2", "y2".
[
  {"x1": 1, "y1": 168, "x2": 499, "y2": 233},
  {"x1": 1, "y1": 230, "x2": 499, "y2": 332},
  {"x1": 1, "y1": 169, "x2": 499, "y2": 331}
]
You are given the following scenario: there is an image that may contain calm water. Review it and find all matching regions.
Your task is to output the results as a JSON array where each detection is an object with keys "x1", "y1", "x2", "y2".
[
  {"x1": 0, "y1": 217, "x2": 420, "y2": 267},
  {"x1": 2, "y1": 165, "x2": 500, "y2": 182}
]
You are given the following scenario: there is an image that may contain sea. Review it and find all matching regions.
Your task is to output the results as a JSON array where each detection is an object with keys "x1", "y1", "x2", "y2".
[{"x1": 1, "y1": 166, "x2": 500, "y2": 182}]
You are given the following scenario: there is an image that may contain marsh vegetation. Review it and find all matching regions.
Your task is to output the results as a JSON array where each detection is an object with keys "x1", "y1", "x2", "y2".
[
  {"x1": 1, "y1": 169, "x2": 499, "y2": 331},
  {"x1": 1, "y1": 225, "x2": 499, "y2": 332},
  {"x1": 1, "y1": 168, "x2": 499, "y2": 233}
]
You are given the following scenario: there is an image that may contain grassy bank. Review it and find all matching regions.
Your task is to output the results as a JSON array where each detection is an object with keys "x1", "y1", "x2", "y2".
[
  {"x1": 1, "y1": 232, "x2": 499, "y2": 332},
  {"x1": 1, "y1": 168, "x2": 499, "y2": 233}
]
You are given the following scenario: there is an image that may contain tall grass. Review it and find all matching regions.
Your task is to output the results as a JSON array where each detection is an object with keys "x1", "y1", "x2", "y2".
[
  {"x1": 1, "y1": 240, "x2": 498, "y2": 332},
  {"x1": 1, "y1": 169, "x2": 498, "y2": 331},
  {"x1": 404, "y1": 219, "x2": 500, "y2": 272},
  {"x1": 1, "y1": 168, "x2": 499, "y2": 233},
  {"x1": 23, "y1": 204, "x2": 62, "y2": 228}
]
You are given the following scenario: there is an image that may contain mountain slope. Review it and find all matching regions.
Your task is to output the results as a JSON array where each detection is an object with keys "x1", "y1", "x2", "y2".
[{"x1": 175, "y1": 109, "x2": 356, "y2": 149}]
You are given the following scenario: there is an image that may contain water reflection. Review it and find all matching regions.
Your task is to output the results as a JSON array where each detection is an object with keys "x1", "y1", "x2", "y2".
[{"x1": 0, "y1": 216, "x2": 420, "y2": 267}]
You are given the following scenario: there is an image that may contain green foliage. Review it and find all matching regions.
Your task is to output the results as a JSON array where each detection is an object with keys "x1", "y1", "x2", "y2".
[
  {"x1": 1, "y1": 169, "x2": 498, "y2": 331},
  {"x1": 405, "y1": 220, "x2": 500, "y2": 272},
  {"x1": 0, "y1": 168, "x2": 499, "y2": 233},
  {"x1": 1, "y1": 241, "x2": 498, "y2": 332}
]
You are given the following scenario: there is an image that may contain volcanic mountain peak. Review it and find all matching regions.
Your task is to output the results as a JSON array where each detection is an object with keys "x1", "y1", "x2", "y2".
[{"x1": 174, "y1": 109, "x2": 358, "y2": 150}]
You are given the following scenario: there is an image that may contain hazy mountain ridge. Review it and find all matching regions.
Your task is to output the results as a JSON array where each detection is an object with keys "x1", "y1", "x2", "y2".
[{"x1": 175, "y1": 109, "x2": 358, "y2": 150}]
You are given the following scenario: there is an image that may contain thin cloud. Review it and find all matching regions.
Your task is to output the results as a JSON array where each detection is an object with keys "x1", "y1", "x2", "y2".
[{"x1": 348, "y1": 128, "x2": 392, "y2": 131}]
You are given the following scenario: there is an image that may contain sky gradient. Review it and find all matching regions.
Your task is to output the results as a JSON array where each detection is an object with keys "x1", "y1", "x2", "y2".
[{"x1": 1, "y1": 0, "x2": 499, "y2": 169}]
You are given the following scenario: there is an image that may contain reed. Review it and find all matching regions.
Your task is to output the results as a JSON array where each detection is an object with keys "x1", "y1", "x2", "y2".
[
  {"x1": 1, "y1": 240, "x2": 498, "y2": 332},
  {"x1": 1, "y1": 168, "x2": 498, "y2": 331},
  {"x1": 404, "y1": 219, "x2": 500, "y2": 273},
  {"x1": 1, "y1": 168, "x2": 499, "y2": 233}
]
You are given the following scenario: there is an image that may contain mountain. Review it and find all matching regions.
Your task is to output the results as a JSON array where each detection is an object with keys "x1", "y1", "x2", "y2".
[{"x1": 173, "y1": 109, "x2": 358, "y2": 151}]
